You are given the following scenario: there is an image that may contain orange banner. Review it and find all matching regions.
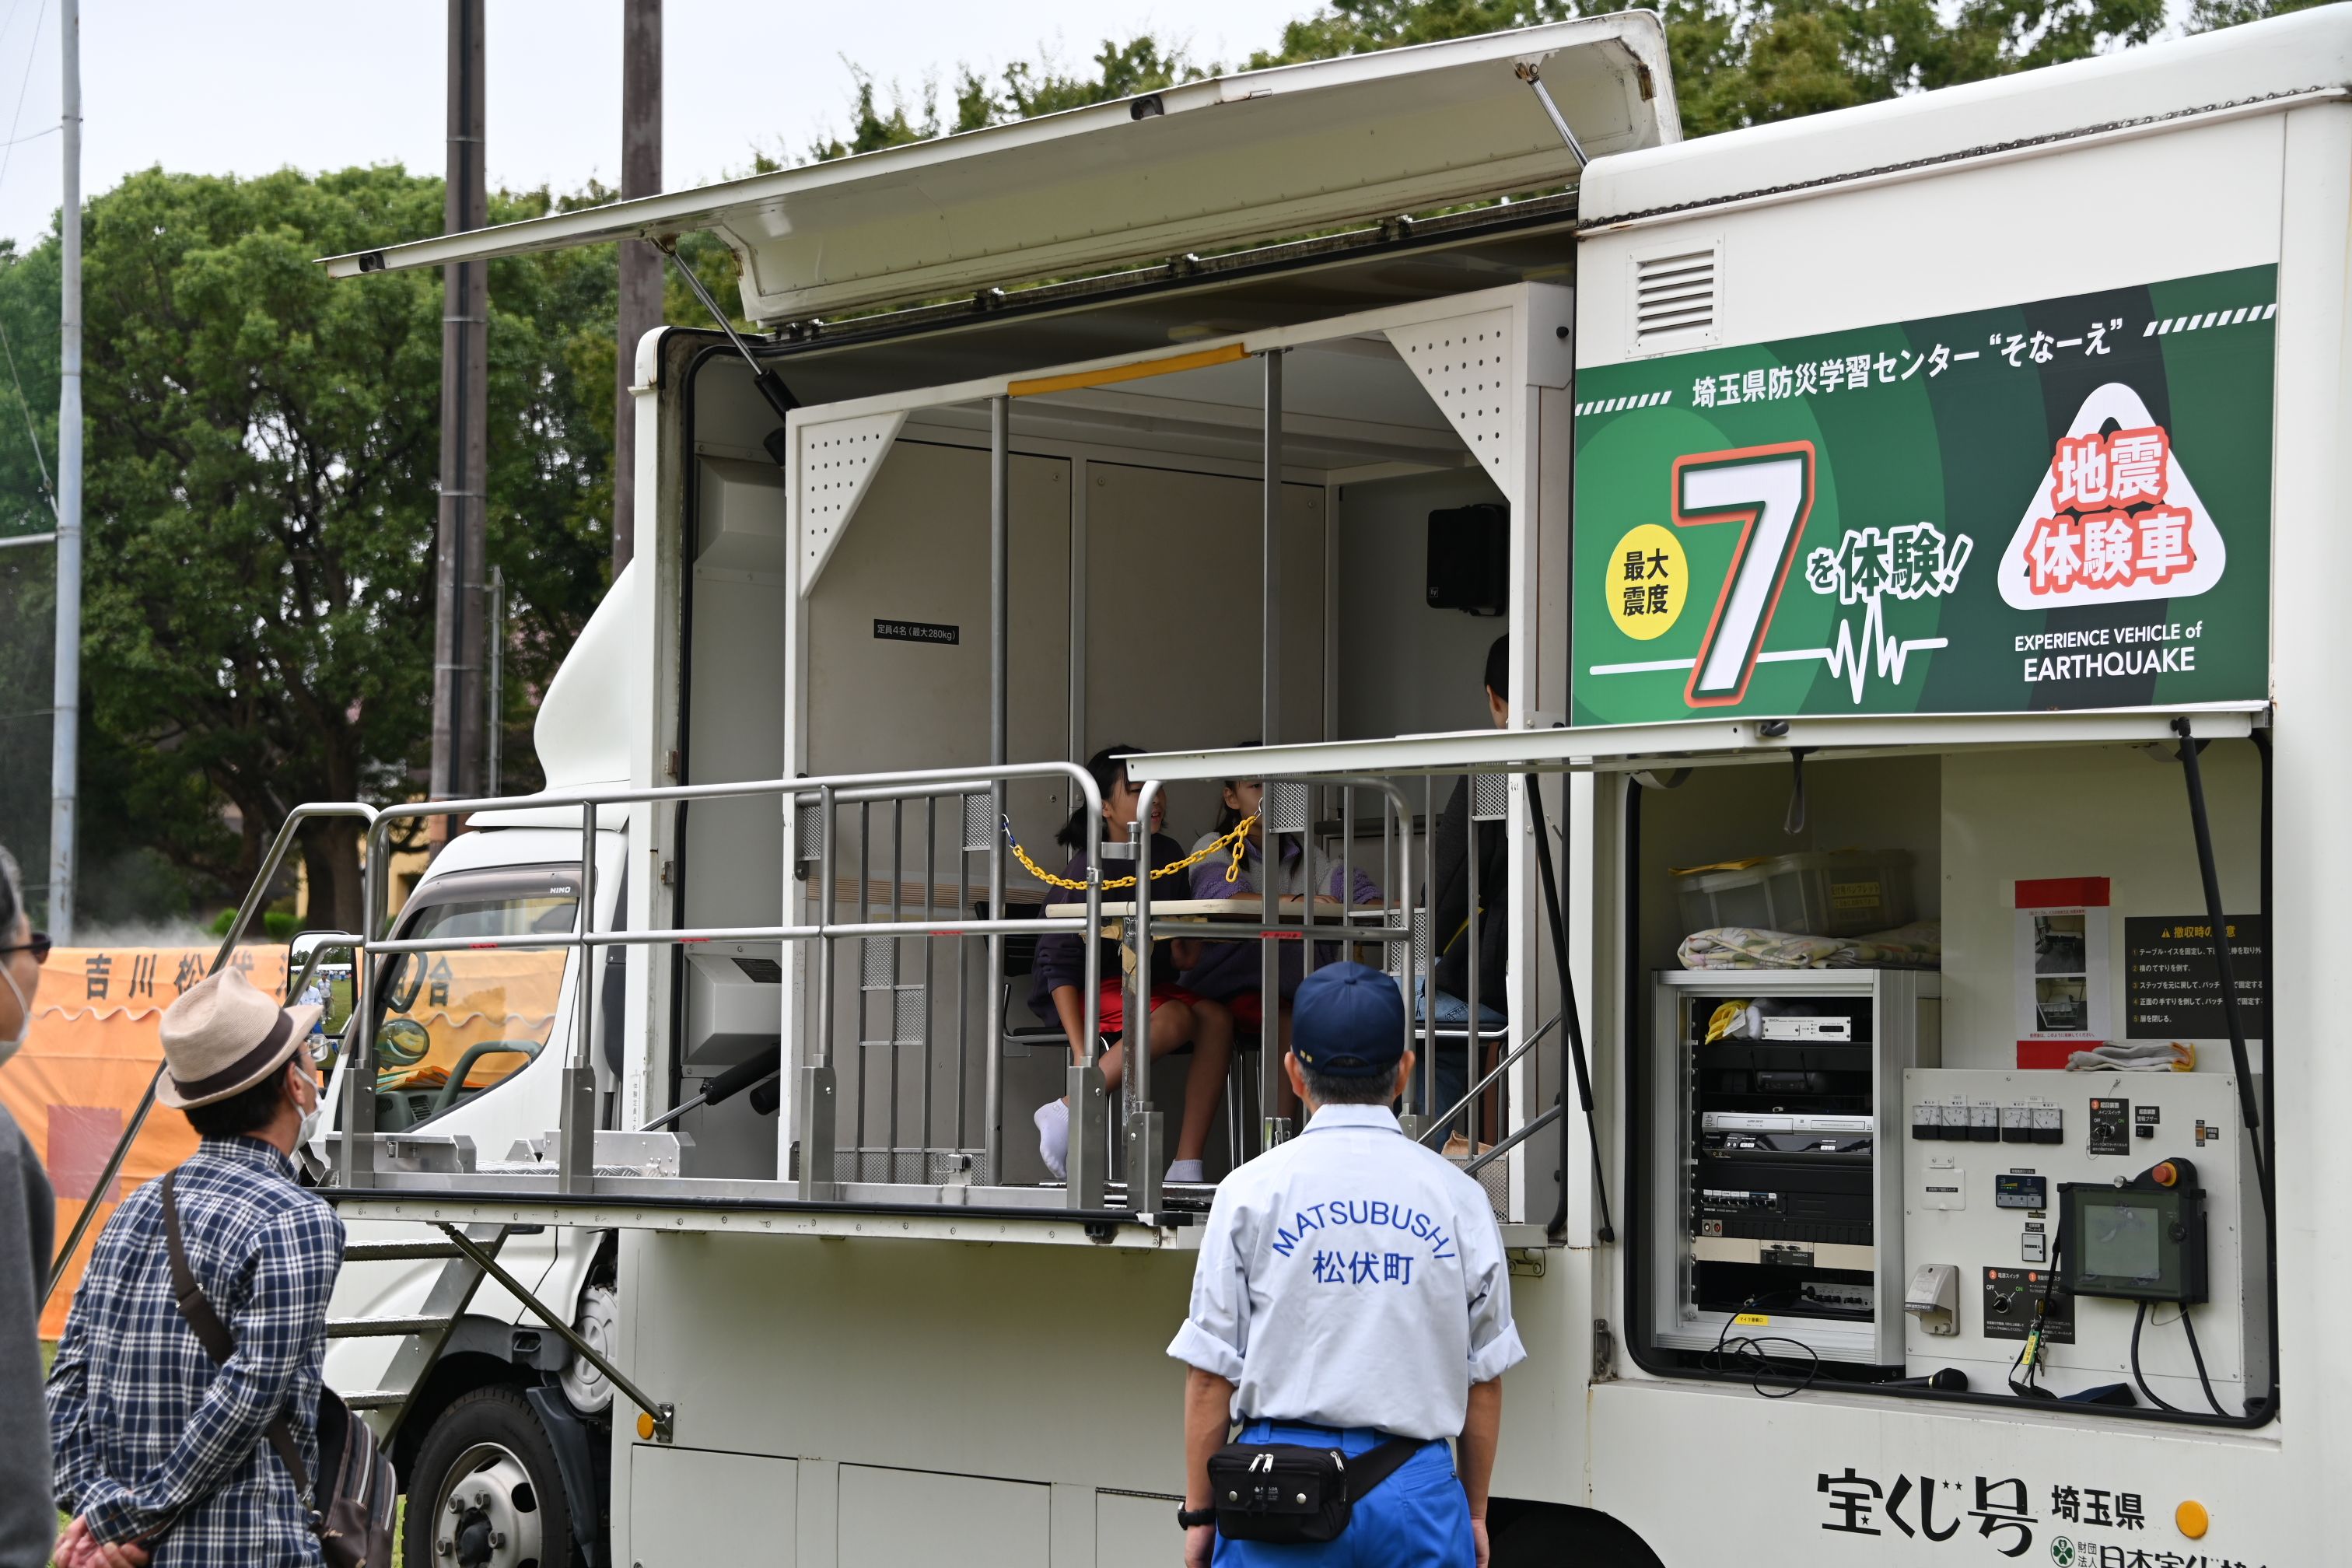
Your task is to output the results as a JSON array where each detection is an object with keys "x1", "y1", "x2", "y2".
[
  {"x1": 2, "y1": 943, "x2": 566, "y2": 1337},
  {"x1": 0, "y1": 946, "x2": 287, "y2": 1337}
]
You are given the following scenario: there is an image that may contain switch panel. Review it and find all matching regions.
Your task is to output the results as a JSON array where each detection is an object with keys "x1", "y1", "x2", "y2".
[{"x1": 1905, "y1": 1069, "x2": 2256, "y2": 1407}]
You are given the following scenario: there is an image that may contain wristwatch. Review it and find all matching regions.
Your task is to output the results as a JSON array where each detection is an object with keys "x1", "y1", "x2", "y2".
[{"x1": 1177, "y1": 1503, "x2": 1217, "y2": 1530}]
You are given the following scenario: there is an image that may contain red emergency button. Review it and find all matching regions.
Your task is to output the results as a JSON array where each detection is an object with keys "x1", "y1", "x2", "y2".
[{"x1": 2151, "y1": 1161, "x2": 2179, "y2": 1188}]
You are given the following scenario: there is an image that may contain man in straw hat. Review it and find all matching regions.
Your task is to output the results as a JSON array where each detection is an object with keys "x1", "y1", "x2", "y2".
[{"x1": 47, "y1": 967, "x2": 345, "y2": 1568}]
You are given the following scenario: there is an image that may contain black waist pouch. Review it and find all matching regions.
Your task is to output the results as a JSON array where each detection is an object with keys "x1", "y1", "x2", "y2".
[{"x1": 1206, "y1": 1435, "x2": 1424, "y2": 1543}]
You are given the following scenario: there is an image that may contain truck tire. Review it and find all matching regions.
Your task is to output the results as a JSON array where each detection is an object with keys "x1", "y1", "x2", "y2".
[
  {"x1": 1490, "y1": 1503, "x2": 1664, "y2": 1568},
  {"x1": 404, "y1": 1384, "x2": 576, "y2": 1568}
]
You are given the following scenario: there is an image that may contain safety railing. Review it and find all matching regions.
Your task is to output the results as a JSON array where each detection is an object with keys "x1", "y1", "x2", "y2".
[
  {"x1": 338, "y1": 761, "x2": 1108, "y2": 1205},
  {"x1": 1102, "y1": 775, "x2": 1421, "y2": 1214},
  {"x1": 112, "y1": 761, "x2": 1555, "y2": 1233}
]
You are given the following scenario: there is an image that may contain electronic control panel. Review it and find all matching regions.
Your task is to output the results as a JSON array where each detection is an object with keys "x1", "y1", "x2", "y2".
[
  {"x1": 1900, "y1": 1069, "x2": 2262, "y2": 1410},
  {"x1": 1651, "y1": 970, "x2": 1941, "y2": 1370}
]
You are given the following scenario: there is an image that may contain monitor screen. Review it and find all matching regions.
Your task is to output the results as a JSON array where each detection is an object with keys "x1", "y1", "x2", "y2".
[{"x1": 2080, "y1": 1199, "x2": 2163, "y2": 1282}]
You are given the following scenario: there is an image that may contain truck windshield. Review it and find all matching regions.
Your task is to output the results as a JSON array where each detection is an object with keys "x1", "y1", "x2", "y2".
[{"x1": 372, "y1": 864, "x2": 579, "y2": 1131}]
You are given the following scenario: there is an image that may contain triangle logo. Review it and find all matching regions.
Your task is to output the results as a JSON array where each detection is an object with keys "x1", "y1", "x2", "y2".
[{"x1": 1997, "y1": 381, "x2": 2228, "y2": 610}]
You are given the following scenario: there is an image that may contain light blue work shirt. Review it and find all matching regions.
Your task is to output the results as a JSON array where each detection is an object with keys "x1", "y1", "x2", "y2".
[{"x1": 1167, "y1": 1103, "x2": 1528, "y2": 1441}]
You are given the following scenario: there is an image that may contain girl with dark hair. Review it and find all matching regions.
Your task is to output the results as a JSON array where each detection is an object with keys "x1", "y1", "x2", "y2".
[
  {"x1": 1028, "y1": 746, "x2": 1234, "y2": 1185},
  {"x1": 1175, "y1": 765, "x2": 1382, "y2": 1103}
]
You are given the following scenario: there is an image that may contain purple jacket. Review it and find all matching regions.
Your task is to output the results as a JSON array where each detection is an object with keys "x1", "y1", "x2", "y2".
[
  {"x1": 1027, "y1": 832, "x2": 1191, "y2": 1020},
  {"x1": 1176, "y1": 836, "x2": 1383, "y2": 1005}
]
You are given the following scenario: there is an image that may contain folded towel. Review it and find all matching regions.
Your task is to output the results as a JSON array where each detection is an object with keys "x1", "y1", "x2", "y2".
[{"x1": 1678, "y1": 921, "x2": 1943, "y2": 971}]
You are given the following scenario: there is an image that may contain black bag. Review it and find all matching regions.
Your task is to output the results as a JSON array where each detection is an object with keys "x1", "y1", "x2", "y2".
[
  {"x1": 1206, "y1": 1435, "x2": 1425, "y2": 1544},
  {"x1": 163, "y1": 1170, "x2": 397, "y2": 1568}
]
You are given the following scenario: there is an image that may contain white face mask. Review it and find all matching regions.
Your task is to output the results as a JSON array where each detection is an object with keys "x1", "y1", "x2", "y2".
[
  {"x1": 296, "y1": 1075, "x2": 324, "y2": 1150},
  {"x1": 0, "y1": 958, "x2": 30, "y2": 1069}
]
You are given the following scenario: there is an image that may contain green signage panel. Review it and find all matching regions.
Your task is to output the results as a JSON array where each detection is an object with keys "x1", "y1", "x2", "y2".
[{"x1": 1570, "y1": 266, "x2": 2275, "y2": 726}]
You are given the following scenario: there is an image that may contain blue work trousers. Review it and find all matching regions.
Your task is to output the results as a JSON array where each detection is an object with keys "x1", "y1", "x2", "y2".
[{"x1": 1213, "y1": 1422, "x2": 1472, "y2": 1568}]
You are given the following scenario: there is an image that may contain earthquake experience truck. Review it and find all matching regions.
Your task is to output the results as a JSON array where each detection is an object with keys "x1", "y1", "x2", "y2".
[{"x1": 47, "y1": 10, "x2": 2341, "y2": 1566}]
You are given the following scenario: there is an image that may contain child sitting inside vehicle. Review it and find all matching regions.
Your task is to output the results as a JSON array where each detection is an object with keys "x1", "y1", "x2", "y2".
[
  {"x1": 1177, "y1": 769, "x2": 1384, "y2": 1115},
  {"x1": 1029, "y1": 744, "x2": 1234, "y2": 1185}
]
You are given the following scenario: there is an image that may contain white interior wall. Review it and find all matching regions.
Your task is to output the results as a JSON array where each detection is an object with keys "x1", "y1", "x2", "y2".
[
  {"x1": 1334, "y1": 467, "x2": 1511, "y2": 742},
  {"x1": 798, "y1": 439, "x2": 1074, "y2": 1174},
  {"x1": 684, "y1": 457, "x2": 789, "y2": 937},
  {"x1": 1635, "y1": 754, "x2": 1944, "y2": 978},
  {"x1": 1083, "y1": 463, "x2": 1325, "y2": 842},
  {"x1": 805, "y1": 439, "x2": 1074, "y2": 835},
  {"x1": 1630, "y1": 743, "x2": 2261, "y2": 1077},
  {"x1": 1939, "y1": 742, "x2": 2262, "y2": 1071},
  {"x1": 728, "y1": 296, "x2": 1531, "y2": 1182}
]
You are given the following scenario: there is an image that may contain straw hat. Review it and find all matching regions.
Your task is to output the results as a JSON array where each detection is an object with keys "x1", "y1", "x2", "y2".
[{"x1": 156, "y1": 968, "x2": 323, "y2": 1110}]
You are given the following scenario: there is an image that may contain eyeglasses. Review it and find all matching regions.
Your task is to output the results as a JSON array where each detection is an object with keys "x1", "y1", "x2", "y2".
[{"x1": 0, "y1": 932, "x2": 51, "y2": 963}]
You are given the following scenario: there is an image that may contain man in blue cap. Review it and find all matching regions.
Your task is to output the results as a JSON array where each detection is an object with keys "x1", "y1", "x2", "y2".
[{"x1": 1168, "y1": 962, "x2": 1526, "y2": 1567}]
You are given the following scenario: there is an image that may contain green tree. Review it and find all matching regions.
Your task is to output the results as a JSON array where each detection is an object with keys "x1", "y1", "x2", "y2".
[
  {"x1": 1249, "y1": 0, "x2": 2169, "y2": 136},
  {"x1": 0, "y1": 166, "x2": 615, "y2": 933},
  {"x1": 2186, "y1": 0, "x2": 2339, "y2": 33},
  {"x1": 806, "y1": 70, "x2": 941, "y2": 161},
  {"x1": 821, "y1": 0, "x2": 2191, "y2": 159}
]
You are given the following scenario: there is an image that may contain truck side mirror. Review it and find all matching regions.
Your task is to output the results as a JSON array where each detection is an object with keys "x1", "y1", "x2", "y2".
[{"x1": 286, "y1": 932, "x2": 359, "y2": 1068}]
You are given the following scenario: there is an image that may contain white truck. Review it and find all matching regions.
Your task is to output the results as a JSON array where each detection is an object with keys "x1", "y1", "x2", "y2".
[{"x1": 152, "y1": 10, "x2": 2341, "y2": 1564}]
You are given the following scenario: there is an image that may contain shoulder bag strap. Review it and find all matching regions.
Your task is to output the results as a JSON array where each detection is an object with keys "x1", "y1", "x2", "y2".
[
  {"x1": 1340, "y1": 1434, "x2": 1428, "y2": 1501},
  {"x1": 162, "y1": 1169, "x2": 317, "y2": 1506}
]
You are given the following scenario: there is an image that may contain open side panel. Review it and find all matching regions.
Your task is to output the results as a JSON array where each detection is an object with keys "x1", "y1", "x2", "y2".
[{"x1": 320, "y1": 16, "x2": 1676, "y2": 322}]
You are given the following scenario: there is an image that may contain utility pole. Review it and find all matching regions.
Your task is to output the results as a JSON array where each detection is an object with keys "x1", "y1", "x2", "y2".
[
  {"x1": 47, "y1": 0, "x2": 79, "y2": 940},
  {"x1": 613, "y1": 0, "x2": 661, "y2": 573},
  {"x1": 431, "y1": 0, "x2": 488, "y2": 842}
]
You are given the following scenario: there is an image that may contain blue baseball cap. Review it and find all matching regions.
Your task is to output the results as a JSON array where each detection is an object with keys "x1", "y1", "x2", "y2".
[{"x1": 1290, "y1": 962, "x2": 1407, "y2": 1078}]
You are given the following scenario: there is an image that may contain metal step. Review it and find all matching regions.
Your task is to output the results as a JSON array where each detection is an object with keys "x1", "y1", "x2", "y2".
[
  {"x1": 339, "y1": 1389, "x2": 407, "y2": 1412},
  {"x1": 335, "y1": 1224, "x2": 514, "y2": 1445},
  {"x1": 327, "y1": 1314, "x2": 452, "y2": 1339},
  {"x1": 343, "y1": 1240, "x2": 466, "y2": 1263}
]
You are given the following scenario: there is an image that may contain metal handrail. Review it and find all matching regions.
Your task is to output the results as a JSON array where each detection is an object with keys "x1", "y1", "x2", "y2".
[
  {"x1": 43, "y1": 802, "x2": 378, "y2": 1305},
  {"x1": 341, "y1": 761, "x2": 1102, "y2": 1199},
  {"x1": 1118, "y1": 774, "x2": 1414, "y2": 1216}
]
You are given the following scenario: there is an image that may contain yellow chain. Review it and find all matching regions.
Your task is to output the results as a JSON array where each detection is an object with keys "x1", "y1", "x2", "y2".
[{"x1": 1004, "y1": 814, "x2": 1258, "y2": 891}]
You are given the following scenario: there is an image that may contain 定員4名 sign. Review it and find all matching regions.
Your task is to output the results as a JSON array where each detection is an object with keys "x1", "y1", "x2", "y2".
[{"x1": 1570, "y1": 267, "x2": 2274, "y2": 726}]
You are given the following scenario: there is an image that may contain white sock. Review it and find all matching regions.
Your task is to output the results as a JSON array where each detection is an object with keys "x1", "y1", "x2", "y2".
[
  {"x1": 1034, "y1": 1098, "x2": 1069, "y2": 1180},
  {"x1": 1166, "y1": 1158, "x2": 1205, "y2": 1183}
]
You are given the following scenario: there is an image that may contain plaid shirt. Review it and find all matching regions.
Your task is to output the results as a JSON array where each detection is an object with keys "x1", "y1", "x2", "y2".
[{"x1": 47, "y1": 1136, "x2": 345, "y2": 1566}]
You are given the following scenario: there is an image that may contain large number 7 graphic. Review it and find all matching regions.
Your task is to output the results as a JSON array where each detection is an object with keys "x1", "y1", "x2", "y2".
[{"x1": 1674, "y1": 442, "x2": 1817, "y2": 708}]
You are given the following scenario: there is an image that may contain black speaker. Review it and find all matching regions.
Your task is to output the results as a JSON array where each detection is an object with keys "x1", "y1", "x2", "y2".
[{"x1": 1426, "y1": 503, "x2": 1507, "y2": 615}]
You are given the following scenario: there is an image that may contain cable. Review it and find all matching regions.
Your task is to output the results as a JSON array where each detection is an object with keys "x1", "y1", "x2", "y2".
[
  {"x1": 2180, "y1": 1307, "x2": 2230, "y2": 1418},
  {"x1": 0, "y1": 0, "x2": 47, "y2": 497},
  {"x1": 2130, "y1": 1300, "x2": 2179, "y2": 1412},
  {"x1": 1706, "y1": 1296, "x2": 1821, "y2": 1400},
  {"x1": 2129, "y1": 1299, "x2": 2228, "y2": 1417},
  {"x1": 2008, "y1": 1212, "x2": 2068, "y2": 1399},
  {"x1": 1525, "y1": 771, "x2": 1612, "y2": 1243}
]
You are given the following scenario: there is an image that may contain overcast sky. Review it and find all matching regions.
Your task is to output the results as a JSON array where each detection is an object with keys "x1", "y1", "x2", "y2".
[{"x1": 0, "y1": 0, "x2": 1314, "y2": 249}]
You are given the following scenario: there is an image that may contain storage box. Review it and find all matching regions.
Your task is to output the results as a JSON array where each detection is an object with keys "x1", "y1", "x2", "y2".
[{"x1": 1674, "y1": 849, "x2": 1914, "y2": 938}]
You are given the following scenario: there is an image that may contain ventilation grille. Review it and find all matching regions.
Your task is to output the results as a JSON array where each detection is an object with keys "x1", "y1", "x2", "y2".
[{"x1": 1633, "y1": 245, "x2": 1718, "y2": 352}]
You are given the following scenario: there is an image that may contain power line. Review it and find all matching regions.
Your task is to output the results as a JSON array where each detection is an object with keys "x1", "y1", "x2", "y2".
[
  {"x1": 0, "y1": 0, "x2": 48, "y2": 498},
  {"x1": 0, "y1": 0, "x2": 46, "y2": 203}
]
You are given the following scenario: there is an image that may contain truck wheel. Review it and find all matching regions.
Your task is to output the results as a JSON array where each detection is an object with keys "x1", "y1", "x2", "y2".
[
  {"x1": 404, "y1": 1384, "x2": 576, "y2": 1568},
  {"x1": 1490, "y1": 1503, "x2": 1664, "y2": 1568},
  {"x1": 557, "y1": 1283, "x2": 618, "y2": 1415}
]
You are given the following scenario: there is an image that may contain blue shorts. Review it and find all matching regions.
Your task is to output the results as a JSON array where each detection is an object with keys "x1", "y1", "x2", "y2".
[{"x1": 1213, "y1": 1422, "x2": 1472, "y2": 1568}]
